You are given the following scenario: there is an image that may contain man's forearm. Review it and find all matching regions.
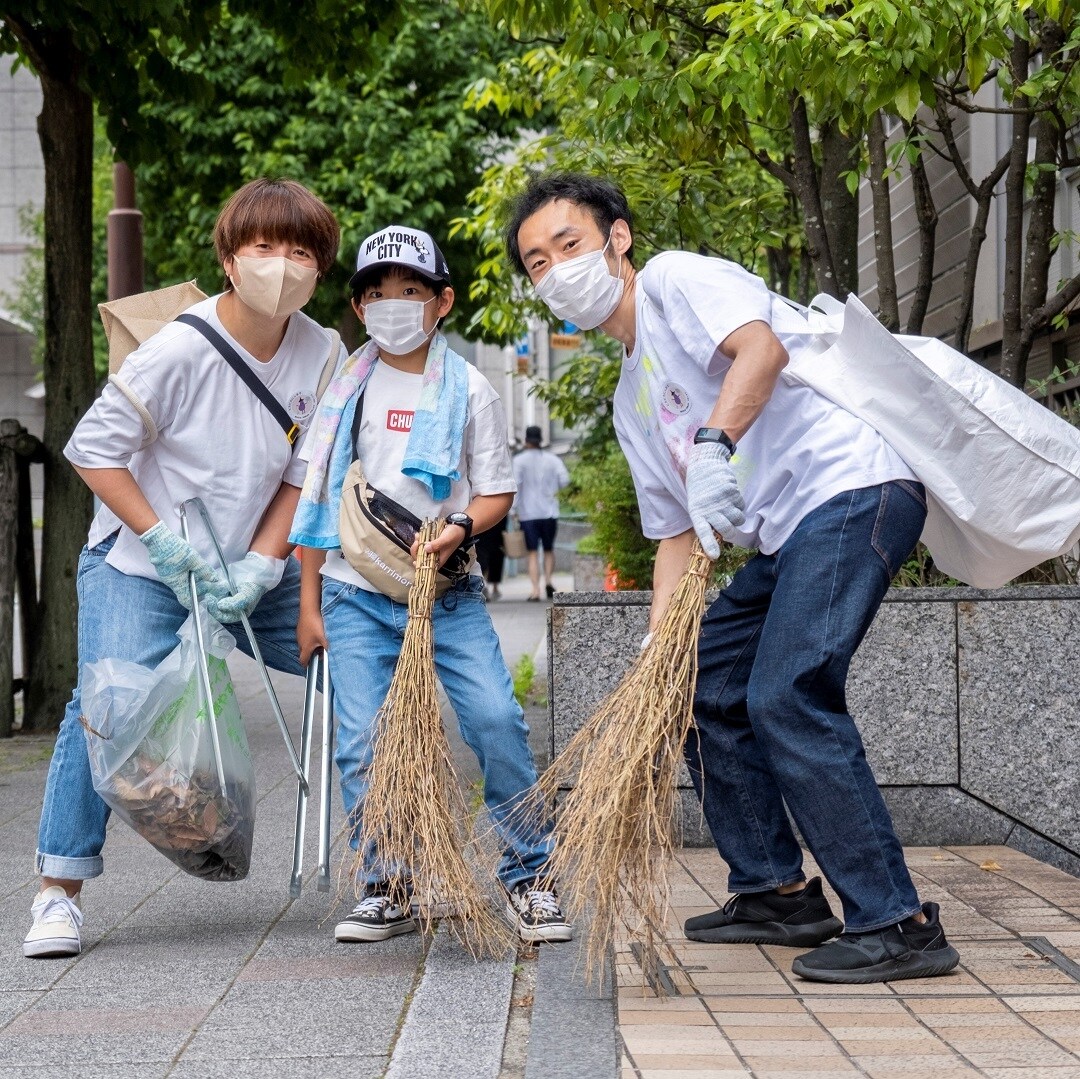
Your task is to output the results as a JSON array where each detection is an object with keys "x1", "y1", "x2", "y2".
[
  {"x1": 706, "y1": 321, "x2": 789, "y2": 443},
  {"x1": 649, "y1": 530, "x2": 695, "y2": 630}
]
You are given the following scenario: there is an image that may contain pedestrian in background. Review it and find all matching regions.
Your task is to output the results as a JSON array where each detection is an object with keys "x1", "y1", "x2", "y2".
[{"x1": 512, "y1": 425, "x2": 570, "y2": 601}]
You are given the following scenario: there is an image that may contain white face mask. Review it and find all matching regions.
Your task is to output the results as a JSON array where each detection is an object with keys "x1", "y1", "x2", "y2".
[
  {"x1": 533, "y1": 234, "x2": 624, "y2": 330},
  {"x1": 362, "y1": 297, "x2": 436, "y2": 355},
  {"x1": 229, "y1": 254, "x2": 318, "y2": 319}
]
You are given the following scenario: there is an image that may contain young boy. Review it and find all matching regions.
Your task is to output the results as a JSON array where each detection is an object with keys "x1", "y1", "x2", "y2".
[{"x1": 292, "y1": 225, "x2": 571, "y2": 945}]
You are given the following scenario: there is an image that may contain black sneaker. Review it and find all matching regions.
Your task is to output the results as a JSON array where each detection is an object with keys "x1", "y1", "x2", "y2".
[
  {"x1": 505, "y1": 882, "x2": 574, "y2": 943},
  {"x1": 335, "y1": 885, "x2": 417, "y2": 943},
  {"x1": 684, "y1": 876, "x2": 843, "y2": 947},
  {"x1": 791, "y1": 901, "x2": 960, "y2": 983}
]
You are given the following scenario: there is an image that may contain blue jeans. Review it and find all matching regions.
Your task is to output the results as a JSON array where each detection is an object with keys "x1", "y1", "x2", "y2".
[
  {"x1": 688, "y1": 481, "x2": 927, "y2": 932},
  {"x1": 36, "y1": 534, "x2": 306, "y2": 880},
  {"x1": 320, "y1": 574, "x2": 553, "y2": 893}
]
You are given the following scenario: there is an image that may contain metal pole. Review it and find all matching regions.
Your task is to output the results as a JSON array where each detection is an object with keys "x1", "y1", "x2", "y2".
[
  {"x1": 107, "y1": 162, "x2": 143, "y2": 301},
  {"x1": 317, "y1": 649, "x2": 335, "y2": 892},
  {"x1": 290, "y1": 652, "x2": 319, "y2": 897}
]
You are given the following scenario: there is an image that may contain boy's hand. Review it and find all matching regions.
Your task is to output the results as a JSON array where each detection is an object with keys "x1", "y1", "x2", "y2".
[
  {"x1": 298, "y1": 606, "x2": 328, "y2": 667},
  {"x1": 410, "y1": 523, "x2": 468, "y2": 569}
]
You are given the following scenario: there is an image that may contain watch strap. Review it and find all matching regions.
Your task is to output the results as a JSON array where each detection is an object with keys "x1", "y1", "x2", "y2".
[{"x1": 694, "y1": 427, "x2": 737, "y2": 454}]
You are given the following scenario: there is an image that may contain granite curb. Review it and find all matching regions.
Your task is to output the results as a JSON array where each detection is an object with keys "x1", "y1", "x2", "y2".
[{"x1": 525, "y1": 936, "x2": 617, "y2": 1079}]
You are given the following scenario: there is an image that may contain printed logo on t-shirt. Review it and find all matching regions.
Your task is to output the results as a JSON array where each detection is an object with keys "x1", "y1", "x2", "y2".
[
  {"x1": 288, "y1": 391, "x2": 318, "y2": 426},
  {"x1": 386, "y1": 409, "x2": 414, "y2": 432},
  {"x1": 661, "y1": 382, "x2": 691, "y2": 422}
]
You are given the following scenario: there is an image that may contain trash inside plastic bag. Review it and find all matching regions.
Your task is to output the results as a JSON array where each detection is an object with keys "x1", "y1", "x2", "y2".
[{"x1": 82, "y1": 610, "x2": 256, "y2": 881}]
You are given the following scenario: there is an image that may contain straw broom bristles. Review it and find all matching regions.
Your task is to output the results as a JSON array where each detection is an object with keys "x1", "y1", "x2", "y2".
[
  {"x1": 349, "y1": 519, "x2": 511, "y2": 958},
  {"x1": 520, "y1": 538, "x2": 715, "y2": 985}
]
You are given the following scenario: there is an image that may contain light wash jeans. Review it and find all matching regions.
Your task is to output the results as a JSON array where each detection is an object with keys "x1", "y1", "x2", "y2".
[
  {"x1": 688, "y1": 481, "x2": 928, "y2": 932},
  {"x1": 35, "y1": 534, "x2": 306, "y2": 880},
  {"x1": 320, "y1": 574, "x2": 553, "y2": 893}
]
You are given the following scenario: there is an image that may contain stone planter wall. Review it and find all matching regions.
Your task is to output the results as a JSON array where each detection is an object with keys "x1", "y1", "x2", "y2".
[{"x1": 548, "y1": 587, "x2": 1080, "y2": 877}]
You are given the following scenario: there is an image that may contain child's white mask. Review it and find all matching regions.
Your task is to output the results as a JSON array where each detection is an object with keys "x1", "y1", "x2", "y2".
[
  {"x1": 362, "y1": 297, "x2": 436, "y2": 355},
  {"x1": 533, "y1": 234, "x2": 624, "y2": 330}
]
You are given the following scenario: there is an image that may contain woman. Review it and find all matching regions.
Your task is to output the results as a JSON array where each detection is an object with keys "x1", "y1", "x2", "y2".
[{"x1": 23, "y1": 178, "x2": 343, "y2": 959}]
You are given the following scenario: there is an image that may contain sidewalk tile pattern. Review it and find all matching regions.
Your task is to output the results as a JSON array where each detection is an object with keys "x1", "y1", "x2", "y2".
[{"x1": 616, "y1": 846, "x2": 1080, "y2": 1079}]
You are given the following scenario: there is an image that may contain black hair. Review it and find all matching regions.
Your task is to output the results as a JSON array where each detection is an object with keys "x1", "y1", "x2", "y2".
[
  {"x1": 504, "y1": 172, "x2": 635, "y2": 275},
  {"x1": 351, "y1": 264, "x2": 449, "y2": 304}
]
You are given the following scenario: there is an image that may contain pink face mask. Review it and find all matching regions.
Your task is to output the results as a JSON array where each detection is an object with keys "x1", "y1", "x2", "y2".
[{"x1": 230, "y1": 255, "x2": 318, "y2": 319}]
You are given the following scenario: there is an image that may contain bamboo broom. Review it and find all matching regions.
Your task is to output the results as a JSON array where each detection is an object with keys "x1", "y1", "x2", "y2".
[
  {"x1": 519, "y1": 538, "x2": 715, "y2": 985},
  {"x1": 349, "y1": 519, "x2": 510, "y2": 958}
]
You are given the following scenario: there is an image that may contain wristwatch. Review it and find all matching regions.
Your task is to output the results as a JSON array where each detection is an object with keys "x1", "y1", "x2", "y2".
[
  {"x1": 446, "y1": 511, "x2": 474, "y2": 548},
  {"x1": 693, "y1": 427, "x2": 737, "y2": 455}
]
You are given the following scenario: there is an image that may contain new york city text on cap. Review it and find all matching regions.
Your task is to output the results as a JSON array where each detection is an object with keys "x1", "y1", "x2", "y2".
[{"x1": 351, "y1": 225, "x2": 450, "y2": 288}]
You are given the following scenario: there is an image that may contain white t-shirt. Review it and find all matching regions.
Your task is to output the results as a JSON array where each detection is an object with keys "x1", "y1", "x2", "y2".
[
  {"x1": 300, "y1": 360, "x2": 516, "y2": 590},
  {"x1": 613, "y1": 251, "x2": 916, "y2": 553},
  {"x1": 65, "y1": 294, "x2": 343, "y2": 578},
  {"x1": 512, "y1": 449, "x2": 570, "y2": 521}
]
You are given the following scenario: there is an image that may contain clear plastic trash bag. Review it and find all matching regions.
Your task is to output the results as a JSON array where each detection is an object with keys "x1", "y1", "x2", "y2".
[{"x1": 81, "y1": 609, "x2": 256, "y2": 881}]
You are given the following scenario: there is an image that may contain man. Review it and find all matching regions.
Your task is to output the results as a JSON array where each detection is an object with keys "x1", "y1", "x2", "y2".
[
  {"x1": 513, "y1": 425, "x2": 570, "y2": 600},
  {"x1": 505, "y1": 172, "x2": 959, "y2": 984}
]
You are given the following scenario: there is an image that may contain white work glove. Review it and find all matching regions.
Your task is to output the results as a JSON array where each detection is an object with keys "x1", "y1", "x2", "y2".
[
  {"x1": 685, "y1": 441, "x2": 745, "y2": 559},
  {"x1": 205, "y1": 552, "x2": 285, "y2": 624},
  {"x1": 139, "y1": 522, "x2": 228, "y2": 610}
]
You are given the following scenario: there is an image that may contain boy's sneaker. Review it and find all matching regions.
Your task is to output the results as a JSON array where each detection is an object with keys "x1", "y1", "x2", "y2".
[
  {"x1": 335, "y1": 887, "x2": 417, "y2": 943},
  {"x1": 505, "y1": 882, "x2": 574, "y2": 943},
  {"x1": 23, "y1": 886, "x2": 83, "y2": 958},
  {"x1": 791, "y1": 901, "x2": 960, "y2": 983},
  {"x1": 684, "y1": 876, "x2": 843, "y2": 947}
]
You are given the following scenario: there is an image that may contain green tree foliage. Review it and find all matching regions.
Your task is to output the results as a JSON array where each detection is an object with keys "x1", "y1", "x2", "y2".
[
  {"x1": 0, "y1": 0, "x2": 393, "y2": 731},
  {"x1": 137, "y1": 4, "x2": 532, "y2": 336}
]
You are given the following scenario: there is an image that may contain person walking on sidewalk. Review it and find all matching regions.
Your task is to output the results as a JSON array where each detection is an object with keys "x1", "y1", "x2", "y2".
[
  {"x1": 291, "y1": 224, "x2": 573, "y2": 946},
  {"x1": 23, "y1": 179, "x2": 344, "y2": 960},
  {"x1": 513, "y1": 425, "x2": 570, "y2": 601},
  {"x1": 505, "y1": 172, "x2": 960, "y2": 985}
]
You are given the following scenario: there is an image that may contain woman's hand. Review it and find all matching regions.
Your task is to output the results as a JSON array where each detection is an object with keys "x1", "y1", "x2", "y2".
[{"x1": 297, "y1": 606, "x2": 328, "y2": 667}]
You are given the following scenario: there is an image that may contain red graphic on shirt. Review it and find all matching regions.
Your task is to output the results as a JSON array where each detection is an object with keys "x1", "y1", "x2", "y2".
[{"x1": 386, "y1": 410, "x2": 414, "y2": 432}]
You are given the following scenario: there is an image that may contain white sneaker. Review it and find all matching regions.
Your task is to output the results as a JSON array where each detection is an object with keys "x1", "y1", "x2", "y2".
[
  {"x1": 505, "y1": 883, "x2": 574, "y2": 944},
  {"x1": 23, "y1": 886, "x2": 83, "y2": 958}
]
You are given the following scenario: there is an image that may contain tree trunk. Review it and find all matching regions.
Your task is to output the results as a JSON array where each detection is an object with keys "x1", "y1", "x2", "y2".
[
  {"x1": 953, "y1": 162, "x2": 1008, "y2": 355},
  {"x1": 1000, "y1": 32, "x2": 1032, "y2": 386},
  {"x1": 819, "y1": 119, "x2": 860, "y2": 299},
  {"x1": 905, "y1": 121, "x2": 937, "y2": 335},
  {"x1": 1014, "y1": 19, "x2": 1067, "y2": 388},
  {"x1": 789, "y1": 94, "x2": 839, "y2": 297},
  {"x1": 867, "y1": 111, "x2": 899, "y2": 331},
  {"x1": 0, "y1": 422, "x2": 17, "y2": 738},
  {"x1": 22, "y1": 54, "x2": 95, "y2": 732}
]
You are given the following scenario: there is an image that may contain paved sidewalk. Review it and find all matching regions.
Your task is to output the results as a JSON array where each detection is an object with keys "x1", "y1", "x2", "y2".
[
  {"x1": 616, "y1": 846, "x2": 1080, "y2": 1079},
  {"x1": 0, "y1": 572, "x2": 589, "y2": 1079}
]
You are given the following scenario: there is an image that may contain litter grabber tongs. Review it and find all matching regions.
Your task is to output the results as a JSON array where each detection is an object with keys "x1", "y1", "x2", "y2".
[
  {"x1": 290, "y1": 648, "x2": 335, "y2": 897},
  {"x1": 178, "y1": 498, "x2": 308, "y2": 798}
]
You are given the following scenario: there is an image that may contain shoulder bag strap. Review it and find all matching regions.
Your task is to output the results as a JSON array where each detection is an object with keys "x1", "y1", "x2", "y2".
[
  {"x1": 349, "y1": 389, "x2": 366, "y2": 463},
  {"x1": 175, "y1": 312, "x2": 299, "y2": 445}
]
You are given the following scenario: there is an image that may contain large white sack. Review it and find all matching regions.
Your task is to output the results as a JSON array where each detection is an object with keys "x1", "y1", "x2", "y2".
[{"x1": 778, "y1": 293, "x2": 1080, "y2": 587}]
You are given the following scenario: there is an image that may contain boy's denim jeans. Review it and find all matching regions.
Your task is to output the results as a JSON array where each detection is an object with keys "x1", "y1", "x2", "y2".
[
  {"x1": 688, "y1": 480, "x2": 928, "y2": 932},
  {"x1": 36, "y1": 534, "x2": 305, "y2": 881},
  {"x1": 320, "y1": 574, "x2": 553, "y2": 893}
]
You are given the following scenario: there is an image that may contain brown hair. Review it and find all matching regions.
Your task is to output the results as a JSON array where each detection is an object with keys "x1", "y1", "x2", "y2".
[{"x1": 214, "y1": 179, "x2": 340, "y2": 285}]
